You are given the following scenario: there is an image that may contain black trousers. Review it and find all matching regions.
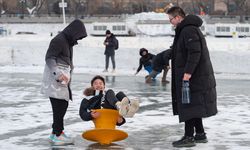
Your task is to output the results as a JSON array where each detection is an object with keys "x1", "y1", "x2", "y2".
[
  {"x1": 50, "y1": 97, "x2": 68, "y2": 136},
  {"x1": 105, "y1": 54, "x2": 116, "y2": 70},
  {"x1": 103, "y1": 89, "x2": 126, "y2": 109},
  {"x1": 185, "y1": 118, "x2": 205, "y2": 137}
]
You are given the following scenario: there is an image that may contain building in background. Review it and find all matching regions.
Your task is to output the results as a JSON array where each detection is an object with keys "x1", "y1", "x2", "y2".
[{"x1": 0, "y1": 0, "x2": 249, "y2": 18}]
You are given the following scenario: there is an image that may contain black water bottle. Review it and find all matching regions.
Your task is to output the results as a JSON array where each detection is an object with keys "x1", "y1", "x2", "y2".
[{"x1": 182, "y1": 80, "x2": 191, "y2": 104}]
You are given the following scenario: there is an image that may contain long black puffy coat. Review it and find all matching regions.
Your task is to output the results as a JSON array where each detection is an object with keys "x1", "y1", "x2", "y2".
[{"x1": 171, "y1": 15, "x2": 217, "y2": 122}]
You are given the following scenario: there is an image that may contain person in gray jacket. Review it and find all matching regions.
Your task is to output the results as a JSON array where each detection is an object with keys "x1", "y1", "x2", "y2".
[{"x1": 41, "y1": 19, "x2": 87, "y2": 146}]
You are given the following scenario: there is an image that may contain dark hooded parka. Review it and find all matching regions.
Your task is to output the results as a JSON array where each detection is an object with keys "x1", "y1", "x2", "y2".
[
  {"x1": 152, "y1": 49, "x2": 171, "y2": 72},
  {"x1": 41, "y1": 19, "x2": 87, "y2": 101},
  {"x1": 171, "y1": 15, "x2": 217, "y2": 122},
  {"x1": 104, "y1": 33, "x2": 117, "y2": 56},
  {"x1": 136, "y1": 48, "x2": 155, "y2": 73}
]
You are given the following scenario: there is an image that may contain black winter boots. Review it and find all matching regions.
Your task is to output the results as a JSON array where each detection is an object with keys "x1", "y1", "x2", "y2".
[
  {"x1": 172, "y1": 136, "x2": 196, "y2": 147},
  {"x1": 172, "y1": 133, "x2": 208, "y2": 147},
  {"x1": 194, "y1": 133, "x2": 208, "y2": 143}
]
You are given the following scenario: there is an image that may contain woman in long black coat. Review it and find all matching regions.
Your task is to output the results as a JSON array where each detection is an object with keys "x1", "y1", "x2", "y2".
[{"x1": 167, "y1": 6, "x2": 217, "y2": 147}]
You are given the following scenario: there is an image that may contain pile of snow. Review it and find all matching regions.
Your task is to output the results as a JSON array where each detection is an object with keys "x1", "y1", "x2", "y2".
[
  {"x1": 126, "y1": 12, "x2": 168, "y2": 23},
  {"x1": 1, "y1": 12, "x2": 250, "y2": 78},
  {"x1": 125, "y1": 12, "x2": 169, "y2": 35}
]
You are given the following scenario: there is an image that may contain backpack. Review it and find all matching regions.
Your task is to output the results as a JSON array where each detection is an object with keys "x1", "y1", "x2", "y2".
[{"x1": 114, "y1": 37, "x2": 119, "y2": 50}]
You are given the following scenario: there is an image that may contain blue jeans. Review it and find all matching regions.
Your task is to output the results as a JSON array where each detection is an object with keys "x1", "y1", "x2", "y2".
[
  {"x1": 144, "y1": 66, "x2": 152, "y2": 74},
  {"x1": 144, "y1": 66, "x2": 160, "y2": 79}
]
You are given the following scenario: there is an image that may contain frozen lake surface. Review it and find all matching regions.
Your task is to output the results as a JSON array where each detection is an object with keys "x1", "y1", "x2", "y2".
[{"x1": 0, "y1": 73, "x2": 250, "y2": 150}]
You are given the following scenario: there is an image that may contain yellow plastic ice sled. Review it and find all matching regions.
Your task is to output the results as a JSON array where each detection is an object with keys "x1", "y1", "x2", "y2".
[{"x1": 82, "y1": 109, "x2": 128, "y2": 145}]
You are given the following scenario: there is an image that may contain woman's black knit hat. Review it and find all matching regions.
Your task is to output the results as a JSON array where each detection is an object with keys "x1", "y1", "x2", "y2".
[{"x1": 106, "y1": 30, "x2": 111, "y2": 35}]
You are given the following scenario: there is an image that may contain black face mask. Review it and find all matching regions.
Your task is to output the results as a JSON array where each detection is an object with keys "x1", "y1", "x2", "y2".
[
  {"x1": 73, "y1": 41, "x2": 78, "y2": 46},
  {"x1": 143, "y1": 53, "x2": 148, "y2": 57},
  {"x1": 78, "y1": 36, "x2": 84, "y2": 40},
  {"x1": 72, "y1": 36, "x2": 84, "y2": 46},
  {"x1": 68, "y1": 40, "x2": 77, "y2": 46}
]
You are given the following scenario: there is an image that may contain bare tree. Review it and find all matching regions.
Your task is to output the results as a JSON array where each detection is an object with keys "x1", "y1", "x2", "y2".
[
  {"x1": 1, "y1": 0, "x2": 249, "y2": 17},
  {"x1": 232, "y1": 0, "x2": 247, "y2": 21},
  {"x1": 87, "y1": 0, "x2": 104, "y2": 15},
  {"x1": 35, "y1": 0, "x2": 45, "y2": 14},
  {"x1": 191, "y1": 0, "x2": 196, "y2": 14},
  {"x1": 137, "y1": 0, "x2": 150, "y2": 12},
  {"x1": 144, "y1": 0, "x2": 152, "y2": 12},
  {"x1": 233, "y1": 0, "x2": 247, "y2": 14},
  {"x1": 245, "y1": 0, "x2": 250, "y2": 16},
  {"x1": 44, "y1": 0, "x2": 50, "y2": 15},
  {"x1": 112, "y1": 0, "x2": 122, "y2": 14},
  {"x1": 0, "y1": 0, "x2": 6, "y2": 15},
  {"x1": 176, "y1": 0, "x2": 180, "y2": 6},
  {"x1": 0, "y1": 0, "x2": 18, "y2": 15},
  {"x1": 72, "y1": 0, "x2": 86, "y2": 18},
  {"x1": 26, "y1": 0, "x2": 45, "y2": 16}
]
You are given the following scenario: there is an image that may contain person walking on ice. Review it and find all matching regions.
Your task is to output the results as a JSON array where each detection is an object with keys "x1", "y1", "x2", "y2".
[{"x1": 103, "y1": 30, "x2": 119, "y2": 73}]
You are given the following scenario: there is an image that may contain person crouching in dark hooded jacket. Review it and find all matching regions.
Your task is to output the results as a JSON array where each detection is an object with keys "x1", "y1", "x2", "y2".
[
  {"x1": 145, "y1": 49, "x2": 172, "y2": 83},
  {"x1": 134, "y1": 48, "x2": 155, "y2": 77}
]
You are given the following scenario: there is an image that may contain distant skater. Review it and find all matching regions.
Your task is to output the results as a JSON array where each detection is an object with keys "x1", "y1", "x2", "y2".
[{"x1": 103, "y1": 30, "x2": 119, "y2": 73}]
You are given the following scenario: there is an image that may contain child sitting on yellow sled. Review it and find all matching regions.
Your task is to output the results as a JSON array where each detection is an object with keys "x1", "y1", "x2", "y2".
[{"x1": 79, "y1": 75, "x2": 139, "y2": 125}]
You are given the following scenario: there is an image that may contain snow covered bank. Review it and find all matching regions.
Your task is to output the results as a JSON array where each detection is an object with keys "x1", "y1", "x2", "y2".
[{"x1": 1, "y1": 22, "x2": 250, "y2": 79}]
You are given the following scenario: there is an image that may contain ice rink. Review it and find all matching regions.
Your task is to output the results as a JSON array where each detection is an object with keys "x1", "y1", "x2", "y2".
[{"x1": 0, "y1": 73, "x2": 250, "y2": 150}]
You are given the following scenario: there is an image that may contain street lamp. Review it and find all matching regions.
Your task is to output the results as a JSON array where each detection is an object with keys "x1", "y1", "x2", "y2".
[
  {"x1": 59, "y1": 0, "x2": 67, "y2": 24},
  {"x1": 19, "y1": 0, "x2": 25, "y2": 19}
]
